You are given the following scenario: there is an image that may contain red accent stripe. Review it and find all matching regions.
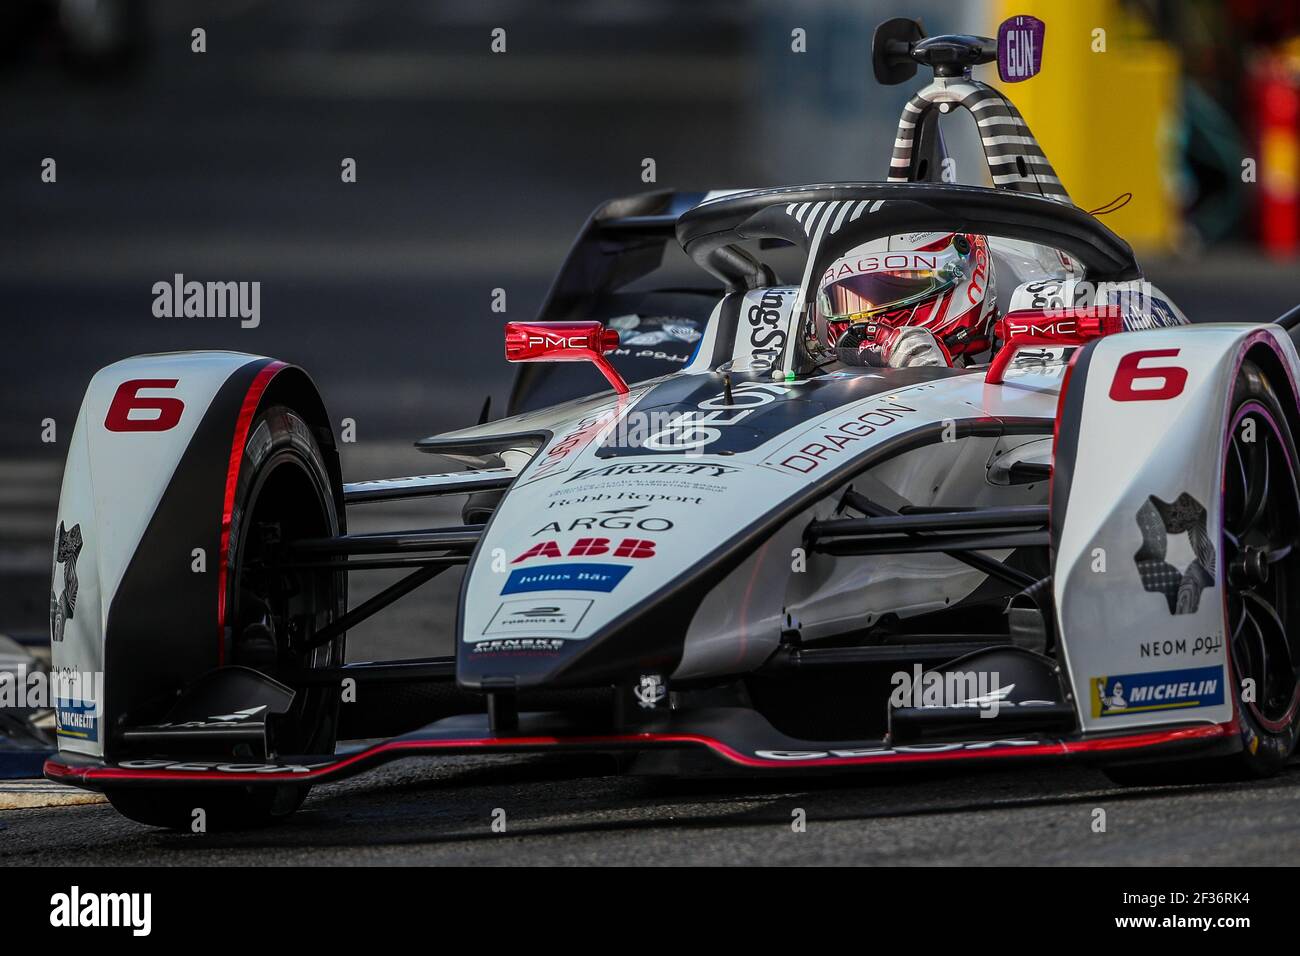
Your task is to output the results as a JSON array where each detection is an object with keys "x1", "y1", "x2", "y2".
[
  {"x1": 43, "y1": 722, "x2": 1231, "y2": 785},
  {"x1": 216, "y1": 361, "x2": 286, "y2": 664}
]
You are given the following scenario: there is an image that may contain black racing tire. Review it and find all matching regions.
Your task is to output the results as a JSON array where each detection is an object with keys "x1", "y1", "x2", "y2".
[
  {"x1": 1105, "y1": 361, "x2": 1300, "y2": 786},
  {"x1": 109, "y1": 404, "x2": 344, "y2": 830}
]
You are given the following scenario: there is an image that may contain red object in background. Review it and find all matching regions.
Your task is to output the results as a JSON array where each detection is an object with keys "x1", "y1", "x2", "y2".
[
  {"x1": 504, "y1": 320, "x2": 628, "y2": 394},
  {"x1": 1256, "y1": 55, "x2": 1300, "y2": 257},
  {"x1": 985, "y1": 307, "x2": 1122, "y2": 385}
]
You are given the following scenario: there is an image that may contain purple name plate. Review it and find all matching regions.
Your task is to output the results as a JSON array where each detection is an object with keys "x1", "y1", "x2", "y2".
[{"x1": 998, "y1": 15, "x2": 1045, "y2": 83}]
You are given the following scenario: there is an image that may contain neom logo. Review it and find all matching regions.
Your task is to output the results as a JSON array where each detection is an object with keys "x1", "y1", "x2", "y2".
[{"x1": 49, "y1": 886, "x2": 151, "y2": 936}]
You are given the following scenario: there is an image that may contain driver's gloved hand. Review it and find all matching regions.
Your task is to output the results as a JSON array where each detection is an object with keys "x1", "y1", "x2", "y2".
[{"x1": 836, "y1": 325, "x2": 951, "y2": 368}]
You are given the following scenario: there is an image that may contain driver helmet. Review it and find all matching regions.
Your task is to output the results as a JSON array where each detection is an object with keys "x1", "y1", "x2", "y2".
[{"x1": 818, "y1": 231, "x2": 997, "y2": 363}]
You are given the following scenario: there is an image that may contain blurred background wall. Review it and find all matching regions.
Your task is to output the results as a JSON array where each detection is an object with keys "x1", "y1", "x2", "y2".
[{"x1": 2, "y1": 0, "x2": 1299, "y2": 645}]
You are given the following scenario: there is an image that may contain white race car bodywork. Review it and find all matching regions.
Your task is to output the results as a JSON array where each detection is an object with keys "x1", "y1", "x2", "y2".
[
  {"x1": 1055, "y1": 325, "x2": 1300, "y2": 733},
  {"x1": 51, "y1": 352, "x2": 270, "y2": 756}
]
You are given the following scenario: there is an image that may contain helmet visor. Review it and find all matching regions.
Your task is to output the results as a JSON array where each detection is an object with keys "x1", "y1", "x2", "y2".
[{"x1": 819, "y1": 268, "x2": 956, "y2": 322}]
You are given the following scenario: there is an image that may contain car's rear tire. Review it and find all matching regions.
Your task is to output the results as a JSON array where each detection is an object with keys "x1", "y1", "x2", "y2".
[
  {"x1": 109, "y1": 404, "x2": 344, "y2": 829},
  {"x1": 1105, "y1": 361, "x2": 1300, "y2": 786}
]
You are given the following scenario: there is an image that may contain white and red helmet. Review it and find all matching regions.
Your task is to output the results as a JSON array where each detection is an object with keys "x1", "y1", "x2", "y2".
[{"x1": 817, "y1": 231, "x2": 997, "y2": 361}]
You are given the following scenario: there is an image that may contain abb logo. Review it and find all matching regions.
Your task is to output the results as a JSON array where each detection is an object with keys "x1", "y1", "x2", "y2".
[
  {"x1": 1109, "y1": 349, "x2": 1188, "y2": 402},
  {"x1": 513, "y1": 538, "x2": 657, "y2": 563},
  {"x1": 104, "y1": 379, "x2": 185, "y2": 431}
]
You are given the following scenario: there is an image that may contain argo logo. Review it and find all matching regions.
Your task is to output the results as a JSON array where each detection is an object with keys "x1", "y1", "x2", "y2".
[
  {"x1": 512, "y1": 538, "x2": 657, "y2": 563},
  {"x1": 533, "y1": 506, "x2": 673, "y2": 536}
]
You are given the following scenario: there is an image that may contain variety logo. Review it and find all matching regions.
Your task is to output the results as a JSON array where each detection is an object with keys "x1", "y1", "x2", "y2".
[
  {"x1": 1091, "y1": 665, "x2": 1225, "y2": 718},
  {"x1": 512, "y1": 538, "x2": 657, "y2": 563},
  {"x1": 500, "y1": 563, "x2": 631, "y2": 594},
  {"x1": 481, "y1": 598, "x2": 594, "y2": 636},
  {"x1": 565, "y1": 462, "x2": 739, "y2": 483}
]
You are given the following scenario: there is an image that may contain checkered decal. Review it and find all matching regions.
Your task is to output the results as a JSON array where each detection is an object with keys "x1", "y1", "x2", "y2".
[
  {"x1": 1133, "y1": 493, "x2": 1216, "y2": 615},
  {"x1": 887, "y1": 77, "x2": 1071, "y2": 204}
]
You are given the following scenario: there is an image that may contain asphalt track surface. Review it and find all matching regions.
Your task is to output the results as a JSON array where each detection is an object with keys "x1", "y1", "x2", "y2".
[
  {"x1": 5, "y1": 2, "x2": 1300, "y2": 866},
  {"x1": 6, "y1": 757, "x2": 1300, "y2": 865}
]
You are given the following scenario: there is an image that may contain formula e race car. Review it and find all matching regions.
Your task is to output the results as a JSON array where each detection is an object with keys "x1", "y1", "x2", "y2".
[{"x1": 45, "y1": 19, "x2": 1300, "y2": 828}]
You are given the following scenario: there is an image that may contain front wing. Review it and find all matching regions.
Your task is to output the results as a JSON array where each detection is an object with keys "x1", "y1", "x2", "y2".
[{"x1": 45, "y1": 707, "x2": 1235, "y2": 790}]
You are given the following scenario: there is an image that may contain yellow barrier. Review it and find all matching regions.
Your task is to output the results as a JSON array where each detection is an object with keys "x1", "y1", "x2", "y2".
[{"x1": 989, "y1": 0, "x2": 1180, "y2": 251}]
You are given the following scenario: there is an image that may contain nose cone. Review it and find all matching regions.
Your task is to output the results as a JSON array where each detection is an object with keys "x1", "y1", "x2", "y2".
[{"x1": 457, "y1": 455, "x2": 754, "y2": 689}]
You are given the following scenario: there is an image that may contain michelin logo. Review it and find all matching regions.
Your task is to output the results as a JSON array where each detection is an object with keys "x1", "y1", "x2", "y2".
[
  {"x1": 55, "y1": 697, "x2": 99, "y2": 742},
  {"x1": 1092, "y1": 665, "x2": 1224, "y2": 718}
]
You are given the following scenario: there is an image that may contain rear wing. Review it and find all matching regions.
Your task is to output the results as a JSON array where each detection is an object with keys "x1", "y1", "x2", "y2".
[
  {"x1": 507, "y1": 189, "x2": 747, "y2": 414},
  {"x1": 534, "y1": 189, "x2": 742, "y2": 325}
]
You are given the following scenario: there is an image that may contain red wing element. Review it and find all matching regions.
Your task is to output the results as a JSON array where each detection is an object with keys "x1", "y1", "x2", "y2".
[
  {"x1": 985, "y1": 307, "x2": 1123, "y2": 385},
  {"x1": 504, "y1": 320, "x2": 627, "y2": 394}
]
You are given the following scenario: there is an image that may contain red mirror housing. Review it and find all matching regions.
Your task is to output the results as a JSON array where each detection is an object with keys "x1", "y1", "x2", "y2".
[
  {"x1": 985, "y1": 307, "x2": 1123, "y2": 385},
  {"x1": 504, "y1": 320, "x2": 628, "y2": 394}
]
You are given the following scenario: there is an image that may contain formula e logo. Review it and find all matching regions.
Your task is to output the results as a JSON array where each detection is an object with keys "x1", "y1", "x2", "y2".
[
  {"x1": 50, "y1": 522, "x2": 82, "y2": 643},
  {"x1": 512, "y1": 538, "x2": 656, "y2": 563},
  {"x1": 482, "y1": 597, "x2": 594, "y2": 635},
  {"x1": 1133, "y1": 492, "x2": 1215, "y2": 614}
]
